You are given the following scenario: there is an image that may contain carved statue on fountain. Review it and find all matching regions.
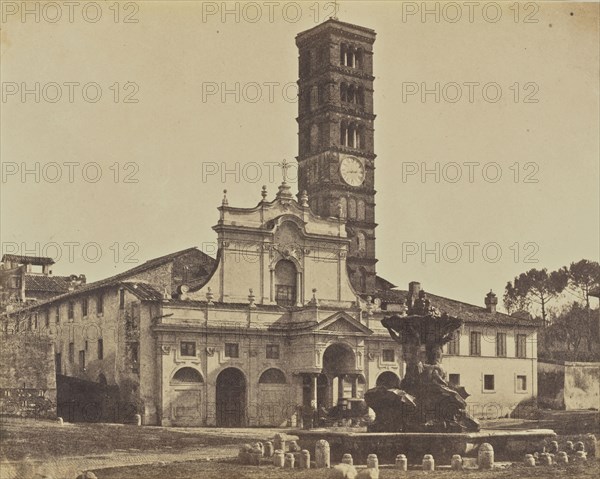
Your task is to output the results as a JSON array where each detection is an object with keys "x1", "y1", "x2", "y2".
[{"x1": 365, "y1": 290, "x2": 480, "y2": 432}]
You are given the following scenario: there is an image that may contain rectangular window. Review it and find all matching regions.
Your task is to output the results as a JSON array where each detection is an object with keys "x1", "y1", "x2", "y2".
[
  {"x1": 97, "y1": 339, "x2": 104, "y2": 360},
  {"x1": 79, "y1": 350, "x2": 85, "y2": 371},
  {"x1": 449, "y1": 374, "x2": 460, "y2": 387},
  {"x1": 68, "y1": 301, "x2": 74, "y2": 320},
  {"x1": 447, "y1": 332, "x2": 460, "y2": 355},
  {"x1": 266, "y1": 344, "x2": 280, "y2": 359},
  {"x1": 180, "y1": 341, "x2": 196, "y2": 357},
  {"x1": 275, "y1": 285, "x2": 296, "y2": 307},
  {"x1": 382, "y1": 349, "x2": 395, "y2": 362},
  {"x1": 484, "y1": 374, "x2": 495, "y2": 391},
  {"x1": 55, "y1": 306, "x2": 60, "y2": 324},
  {"x1": 496, "y1": 332, "x2": 507, "y2": 357},
  {"x1": 516, "y1": 375, "x2": 527, "y2": 391},
  {"x1": 470, "y1": 331, "x2": 481, "y2": 356},
  {"x1": 119, "y1": 289, "x2": 125, "y2": 310},
  {"x1": 516, "y1": 334, "x2": 527, "y2": 358},
  {"x1": 68, "y1": 342, "x2": 74, "y2": 363},
  {"x1": 45, "y1": 309, "x2": 50, "y2": 327},
  {"x1": 82, "y1": 297, "x2": 88, "y2": 317},
  {"x1": 85, "y1": 340, "x2": 88, "y2": 351},
  {"x1": 225, "y1": 343, "x2": 239, "y2": 358},
  {"x1": 96, "y1": 294, "x2": 104, "y2": 315}
]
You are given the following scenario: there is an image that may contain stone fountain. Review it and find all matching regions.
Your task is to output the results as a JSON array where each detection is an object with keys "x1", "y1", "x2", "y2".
[{"x1": 365, "y1": 290, "x2": 480, "y2": 433}]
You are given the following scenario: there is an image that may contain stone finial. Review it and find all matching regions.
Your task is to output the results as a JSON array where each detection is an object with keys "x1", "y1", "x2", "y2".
[
  {"x1": 272, "y1": 449, "x2": 285, "y2": 467},
  {"x1": 575, "y1": 441, "x2": 585, "y2": 452},
  {"x1": 539, "y1": 453, "x2": 552, "y2": 466},
  {"x1": 548, "y1": 441, "x2": 559, "y2": 454},
  {"x1": 395, "y1": 454, "x2": 407, "y2": 471},
  {"x1": 273, "y1": 433, "x2": 286, "y2": 452},
  {"x1": 477, "y1": 443, "x2": 494, "y2": 469},
  {"x1": 585, "y1": 433, "x2": 597, "y2": 457},
  {"x1": 451, "y1": 454, "x2": 463, "y2": 470},
  {"x1": 422, "y1": 454, "x2": 435, "y2": 471},
  {"x1": 310, "y1": 288, "x2": 319, "y2": 306},
  {"x1": 300, "y1": 190, "x2": 309, "y2": 207},
  {"x1": 342, "y1": 453, "x2": 353, "y2": 465},
  {"x1": 248, "y1": 288, "x2": 256, "y2": 308},
  {"x1": 261, "y1": 185, "x2": 268, "y2": 201},
  {"x1": 366, "y1": 296, "x2": 374, "y2": 317},
  {"x1": 284, "y1": 453, "x2": 295, "y2": 468},
  {"x1": 565, "y1": 441, "x2": 574, "y2": 453},
  {"x1": 299, "y1": 450, "x2": 311, "y2": 469},
  {"x1": 366, "y1": 454, "x2": 379, "y2": 470},
  {"x1": 524, "y1": 454, "x2": 535, "y2": 467},
  {"x1": 134, "y1": 414, "x2": 142, "y2": 426},
  {"x1": 315, "y1": 439, "x2": 331, "y2": 468},
  {"x1": 254, "y1": 442, "x2": 264, "y2": 456},
  {"x1": 206, "y1": 287, "x2": 214, "y2": 304},
  {"x1": 238, "y1": 444, "x2": 252, "y2": 464},
  {"x1": 222, "y1": 189, "x2": 228, "y2": 206}
]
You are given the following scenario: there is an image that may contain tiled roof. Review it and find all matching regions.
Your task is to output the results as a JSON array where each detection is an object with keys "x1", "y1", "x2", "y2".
[
  {"x1": 8, "y1": 247, "x2": 211, "y2": 312},
  {"x1": 2, "y1": 254, "x2": 55, "y2": 265},
  {"x1": 121, "y1": 282, "x2": 164, "y2": 301},
  {"x1": 375, "y1": 288, "x2": 541, "y2": 327},
  {"x1": 24, "y1": 275, "x2": 72, "y2": 293}
]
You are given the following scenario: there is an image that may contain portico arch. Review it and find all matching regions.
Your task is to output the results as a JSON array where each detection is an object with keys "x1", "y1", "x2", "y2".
[{"x1": 322, "y1": 342, "x2": 359, "y2": 406}]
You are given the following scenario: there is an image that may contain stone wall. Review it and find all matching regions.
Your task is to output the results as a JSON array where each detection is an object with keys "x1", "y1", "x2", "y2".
[
  {"x1": 538, "y1": 360, "x2": 600, "y2": 410},
  {"x1": 0, "y1": 333, "x2": 56, "y2": 418}
]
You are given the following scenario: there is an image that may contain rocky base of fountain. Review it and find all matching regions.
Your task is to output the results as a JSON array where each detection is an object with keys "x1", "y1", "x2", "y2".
[{"x1": 290, "y1": 428, "x2": 557, "y2": 464}]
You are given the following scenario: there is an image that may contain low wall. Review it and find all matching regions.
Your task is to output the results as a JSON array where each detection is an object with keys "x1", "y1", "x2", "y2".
[{"x1": 538, "y1": 360, "x2": 600, "y2": 410}]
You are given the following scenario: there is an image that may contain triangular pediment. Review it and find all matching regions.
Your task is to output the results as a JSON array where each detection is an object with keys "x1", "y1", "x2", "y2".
[{"x1": 316, "y1": 312, "x2": 373, "y2": 335}]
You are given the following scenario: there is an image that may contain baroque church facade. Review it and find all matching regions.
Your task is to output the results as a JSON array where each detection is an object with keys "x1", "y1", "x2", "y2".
[{"x1": 4, "y1": 19, "x2": 539, "y2": 427}]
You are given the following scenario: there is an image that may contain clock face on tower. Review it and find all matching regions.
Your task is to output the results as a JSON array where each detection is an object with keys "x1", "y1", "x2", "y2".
[{"x1": 340, "y1": 156, "x2": 366, "y2": 187}]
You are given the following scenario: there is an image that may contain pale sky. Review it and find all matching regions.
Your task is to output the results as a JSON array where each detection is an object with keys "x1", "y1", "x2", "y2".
[{"x1": 1, "y1": 1, "x2": 598, "y2": 311}]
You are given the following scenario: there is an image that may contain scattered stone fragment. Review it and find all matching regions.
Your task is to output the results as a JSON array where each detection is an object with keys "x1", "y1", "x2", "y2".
[
  {"x1": 575, "y1": 441, "x2": 585, "y2": 452},
  {"x1": 331, "y1": 463, "x2": 357, "y2": 479},
  {"x1": 342, "y1": 453, "x2": 353, "y2": 465},
  {"x1": 274, "y1": 433, "x2": 286, "y2": 452},
  {"x1": 263, "y1": 441, "x2": 274, "y2": 457},
  {"x1": 451, "y1": 454, "x2": 463, "y2": 470},
  {"x1": 524, "y1": 454, "x2": 535, "y2": 467},
  {"x1": 367, "y1": 454, "x2": 379, "y2": 470},
  {"x1": 273, "y1": 449, "x2": 285, "y2": 467},
  {"x1": 356, "y1": 467, "x2": 379, "y2": 479},
  {"x1": 57, "y1": 417, "x2": 63, "y2": 426},
  {"x1": 556, "y1": 451, "x2": 569, "y2": 465},
  {"x1": 288, "y1": 440, "x2": 301, "y2": 452},
  {"x1": 574, "y1": 450, "x2": 587, "y2": 462},
  {"x1": 539, "y1": 453, "x2": 552, "y2": 466},
  {"x1": 315, "y1": 439, "x2": 331, "y2": 468},
  {"x1": 548, "y1": 441, "x2": 559, "y2": 454},
  {"x1": 565, "y1": 441, "x2": 574, "y2": 453},
  {"x1": 134, "y1": 414, "x2": 142, "y2": 426},
  {"x1": 422, "y1": 454, "x2": 435, "y2": 471},
  {"x1": 478, "y1": 443, "x2": 494, "y2": 469},
  {"x1": 395, "y1": 454, "x2": 407, "y2": 471},
  {"x1": 299, "y1": 449, "x2": 311, "y2": 469},
  {"x1": 585, "y1": 433, "x2": 597, "y2": 457},
  {"x1": 284, "y1": 452, "x2": 295, "y2": 468},
  {"x1": 238, "y1": 444, "x2": 252, "y2": 464}
]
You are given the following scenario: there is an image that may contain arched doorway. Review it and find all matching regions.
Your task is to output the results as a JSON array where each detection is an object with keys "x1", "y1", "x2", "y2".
[
  {"x1": 322, "y1": 343, "x2": 357, "y2": 406},
  {"x1": 171, "y1": 367, "x2": 204, "y2": 427},
  {"x1": 216, "y1": 368, "x2": 246, "y2": 427}
]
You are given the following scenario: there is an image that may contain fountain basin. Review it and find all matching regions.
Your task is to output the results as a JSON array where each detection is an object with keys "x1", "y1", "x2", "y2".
[{"x1": 290, "y1": 428, "x2": 556, "y2": 464}]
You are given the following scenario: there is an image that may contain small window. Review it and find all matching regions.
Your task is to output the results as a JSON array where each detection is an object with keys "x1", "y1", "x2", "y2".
[
  {"x1": 97, "y1": 339, "x2": 104, "y2": 360},
  {"x1": 119, "y1": 289, "x2": 125, "y2": 310},
  {"x1": 496, "y1": 332, "x2": 507, "y2": 357},
  {"x1": 449, "y1": 374, "x2": 460, "y2": 387},
  {"x1": 266, "y1": 344, "x2": 280, "y2": 359},
  {"x1": 82, "y1": 297, "x2": 88, "y2": 317},
  {"x1": 225, "y1": 343, "x2": 239, "y2": 358},
  {"x1": 470, "y1": 331, "x2": 482, "y2": 356},
  {"x1": 85, "y1": 340, "x2": 88, "y2": 351},
  {"x1": 516, "y1": 334, "x2": 527, "y2": 358},
  {"x1": 516, "y1": 375, "x2": 527, "y2": 391},
  {"x1": 45, "y1": 309, "x2": 50, "y2": 327},
  {"x1": 180, "y1": 341, "x2": 196, "y2": 357},
  {"x1": 55, "y1": 306, "x2": 60, "y2": 324},
  {"x1": 96, "y1": 294, "x2": 104, "y2": 314},
  {"x1": 484, "y1": 374, "x2": 495, "y2": 391},
  {"x1": 68, "y1": 301, "x2": 74, "y2": 320},
  {"x1": 447, "y1": 332, "x2": 460, "y2": 355},
  {"x1": 382, "y1": 349, "x2": 395, "y2": 362},
  {"x1": 68, "y1": 342, "x2": 74, "y2": 363}
]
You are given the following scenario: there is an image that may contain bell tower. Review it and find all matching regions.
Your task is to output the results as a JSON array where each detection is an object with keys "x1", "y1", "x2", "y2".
[{"x1": 295, "y1": 19, "x2": 377, "y2": 294}]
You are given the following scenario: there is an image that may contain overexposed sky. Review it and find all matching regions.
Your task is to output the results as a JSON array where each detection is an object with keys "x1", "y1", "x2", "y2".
[{"x1": 1, "y1": 1, "x2": 598, "y2": 310}]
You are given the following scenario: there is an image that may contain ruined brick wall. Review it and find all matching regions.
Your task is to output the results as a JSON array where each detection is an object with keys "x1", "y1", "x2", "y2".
[{"x1": 0, "y1": 333, "x2": 57, "y2": 417}]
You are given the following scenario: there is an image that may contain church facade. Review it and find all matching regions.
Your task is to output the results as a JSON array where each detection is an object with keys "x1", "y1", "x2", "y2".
[{"x1": 3, "y1": 19, "x2": 540, "y2": 428}]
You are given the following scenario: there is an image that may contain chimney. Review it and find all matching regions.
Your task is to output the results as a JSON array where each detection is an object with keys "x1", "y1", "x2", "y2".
[
  {"x1": 485, "y1": 290, "x2": 497, "y2": 313},
  {"x1": 407, "y1": 281, "x2": 421, "y2": 309}
]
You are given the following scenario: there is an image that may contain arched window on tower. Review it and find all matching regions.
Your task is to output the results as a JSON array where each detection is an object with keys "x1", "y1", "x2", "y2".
[
  {"x1": 340, "y1": 120, "x2": 348, "y2": 147},
  {"x1": 358, "y1": 86, "x2": 365, "y2": 106},
  {"x1": 310, "y1": 124, "x2": 320, "y2": 153},
  {"x1": 355, "y1": 232, "x2": 366, "y2": 257},
  {"x1": 347, "y1": 124, "x2": 356, "y2": 148},
  {"x1": 358, "y1": 125, "x2": 365, "y2": 150},
  {"x1": 340, "y1": 83, "x2": 347, "y2": 103},
  {"x1": 348, "y1": 84, "x2": 356, "y2": 104},
  {"x1": 355, "y1": 48, "x2": 363, "y2": 69},
  {"x1": 340, "y1": 43, "x2": 347, "y2": 66},
  {"x1": 338, "y1": 197, "x2": 347, "y2": 218},
  {"x1": 274, "y1": 260, "x2": 297, "y2": 307}
]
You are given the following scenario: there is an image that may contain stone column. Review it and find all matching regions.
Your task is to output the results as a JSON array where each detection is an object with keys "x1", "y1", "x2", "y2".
[
  {"x1": 337, "y1": 374, "x2": 345, "y2": 401},
  {"x1": 351, "y1": 375, "x2": 359, "y2": 398},
  {"x1": 311, "y1": 374, "x2": 318, "y2": 408}
]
